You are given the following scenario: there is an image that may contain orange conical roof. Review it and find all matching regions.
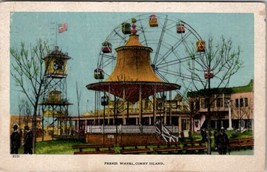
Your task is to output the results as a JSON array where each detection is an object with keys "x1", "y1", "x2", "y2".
[
  {"x1": 106, "y1": 34, "x2": 163, "y2": 83},
  {"x1": 124, "y1": 34, "x2": 143, "y2": 46}
]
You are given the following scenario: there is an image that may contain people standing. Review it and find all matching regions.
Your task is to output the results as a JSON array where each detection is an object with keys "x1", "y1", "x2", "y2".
[
  {"x1": 213, "y1": 129, "x2": 219, "y2": 149},
  {"x1": 23, "y1": 126, "x2": 33, "y2": 154},
  {"x1": 188, "y1": 130, "x2": 193, "y2": 141},
  {"x1": 180, "y1": 130, "x2": 185, "y2": 142},
  {"x1": 10, "y1": 125, "x2": 21, "y2": 154},
  {"x1": 216, "y1": 127, "x2": 229, "y2": 155},
  {"x1": 201, "y1": 128, "x2": 207, "y2": 142}
]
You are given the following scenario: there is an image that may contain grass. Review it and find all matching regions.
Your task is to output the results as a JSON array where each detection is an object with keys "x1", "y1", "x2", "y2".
[
  {"x1": 191, "y1": 129, "x2": 253, "y2": 140},
  {"x1": 18, "y1": 139, "x2": 87, "y2": 154},
  {"x1": 16, "y1": 130, "x2": 253, "y2": 154},
  {"x1": 190, "y1": 129, "x2": 253, "y2": 150},
  {"x1": 36, "y1": 140, "x2": 87, "y2": 154}
]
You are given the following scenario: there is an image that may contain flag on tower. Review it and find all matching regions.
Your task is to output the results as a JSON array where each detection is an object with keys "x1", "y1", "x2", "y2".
[{"x1": 58, "y1": 23, "x2": 68, "y2": 33}]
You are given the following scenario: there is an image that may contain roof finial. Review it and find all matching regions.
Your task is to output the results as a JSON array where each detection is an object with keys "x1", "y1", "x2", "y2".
[{"x1": 131, "y1": 18, "x2": 137, "y2": 35}]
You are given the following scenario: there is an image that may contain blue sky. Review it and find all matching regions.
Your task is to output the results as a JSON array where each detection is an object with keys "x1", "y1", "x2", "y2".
[{"x1": 10, "y1": 12, "x2": 254, "y2": 115}]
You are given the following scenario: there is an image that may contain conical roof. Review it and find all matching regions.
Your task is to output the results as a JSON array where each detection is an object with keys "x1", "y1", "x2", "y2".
[
  {"x1": 106, "y1": 34, "x2": 162, "y2": 83},
  {"x1": 124, "y1": 34, "x2": 143, "y2": 46},
  {"x1": 87, "y1": 33, "x2": 180, "y2": 103}
]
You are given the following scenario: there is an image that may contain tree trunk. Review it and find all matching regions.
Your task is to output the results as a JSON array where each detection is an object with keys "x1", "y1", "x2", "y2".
[{"x1": 32, "y1": 102, "x2": 38, "y2": 154}]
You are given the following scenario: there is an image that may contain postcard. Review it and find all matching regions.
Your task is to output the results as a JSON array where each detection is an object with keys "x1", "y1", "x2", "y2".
[{"x1": 0, "y1": 2, "x2": 266, "y2": 172}]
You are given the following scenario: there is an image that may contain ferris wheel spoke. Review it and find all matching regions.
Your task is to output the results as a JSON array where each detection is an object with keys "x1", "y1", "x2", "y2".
[
  {"x1": 153, "y1": 15, "x2": 168, "y2": 64},
  {"x1": 137, "y1": 16, "x2": 149, "y2": 47},
  {"x1": 155, "y1": 31, "x2": 192, "y2": 66},
  {"x1": 158, "y1": 68, "x2": 203, "y2": 82},
  {"x1": 164, "y1": 21, "x2": 177, "y2": 31},
  {"x1": 102, "y1": 54, "x2": 116, "y2": 61},
  {"x1": 182, "y1": 38, "x2": 195, "y2": 55},
  {"x1": 156, "y1": 55, "x2": 195, "y2": 68},
  {"x1": 155, "y1": 70, "x2": 169, "y2": 82},
  {"x1": 102, "y1": 57, "x2": 115, "y2": 69},
  {"x1": 113, "y1": 28, "x2": 128, "y2": 42},
  {"x1": 98, "y1": 54, "x2": 115, "y2": 68},
  {"x1": 193, "y1": 55, "x2": 209, "y2": 69},
  {"x1": 172, "y1": 48, "x2": 191, "y2": 63},
  {"x1": 156, "y1": 60, "x2": 181, "y2": 69},
  {"x1": 160, "y1": 41, "x2": 176, "y2": 49},
  {"x1": 97, "y1": 55, "x2": 103, "y2": 68},
  {"x1": 102, "y1": 70, "x2": 111, "y2": 78},
  {"x1": 164, "y1": 30, "x2": 181, "y2": 40}
]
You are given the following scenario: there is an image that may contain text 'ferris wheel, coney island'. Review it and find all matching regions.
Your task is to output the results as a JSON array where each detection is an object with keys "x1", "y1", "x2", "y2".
[{"x1": 94, "y1": 13, "x2": 206, "y2": 100}]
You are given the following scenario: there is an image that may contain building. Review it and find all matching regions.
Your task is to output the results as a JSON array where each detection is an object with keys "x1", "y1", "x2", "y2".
[
  {"x1": 57, "y1": 80, "x2": 254, "y2": 134},
  {"x1": 66, "y1": 95, "x2": 192, "y2": 133},
  {"x1": 188, "y1": 80, "x2": 253, "y2": 132}
]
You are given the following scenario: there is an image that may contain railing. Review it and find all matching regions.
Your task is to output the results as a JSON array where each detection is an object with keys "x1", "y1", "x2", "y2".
[
  {"x1": 42, "y1": 98, "x2": 69, "y2": 104},
  {"x1": 85, "y1": 125, "x2": 178, "y2": 134},
  {"x1": 155, "y1": 125, "x2": 179, "y2": 143}
]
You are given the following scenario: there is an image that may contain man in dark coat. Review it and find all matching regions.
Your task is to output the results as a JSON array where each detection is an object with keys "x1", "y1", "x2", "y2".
[
  {"x1": 216, "y1": 127, "x2": 229, "y2": 155},
  {"x1": 201, "y1": 128, "x2": 207, "y2": 142},
  {"x1": 23, "y1": 126, "x2": 33, "y2": 154},
  {"x1": 10, "y1": 125, "x2": 21, "y2": 154}
]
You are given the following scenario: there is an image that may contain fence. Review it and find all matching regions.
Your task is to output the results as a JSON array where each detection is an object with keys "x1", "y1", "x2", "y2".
[{"x1": 85, "y1": 125, "x2": 179, "y2": 134}]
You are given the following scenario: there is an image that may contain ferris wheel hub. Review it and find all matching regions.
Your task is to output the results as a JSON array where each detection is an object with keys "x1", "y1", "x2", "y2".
[{"x1": 151, "y1": 64, "x2": 158, "y2": 72}]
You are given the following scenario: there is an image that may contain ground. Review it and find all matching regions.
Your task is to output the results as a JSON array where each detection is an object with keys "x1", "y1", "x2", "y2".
[{"x1": 16, "y1": 129, "x2": 253, "y2": 154}]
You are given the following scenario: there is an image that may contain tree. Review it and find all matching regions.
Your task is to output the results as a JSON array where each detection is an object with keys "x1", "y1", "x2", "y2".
[
  {"x1": 186, "y1": 36, "x2": 243, "y2": 154},
  {"x1": 11, "y1": 40, "x2": 50, "y2": 153},
  {"x1": 232, "y1": 97, "x2": 253, "y2": 130},
  {"x1": 18, "y1": 99, "x2": 32, "y2": 126}
]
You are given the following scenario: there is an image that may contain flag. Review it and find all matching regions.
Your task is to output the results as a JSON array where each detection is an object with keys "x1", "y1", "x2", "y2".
[{"x1": 58, "y1": 23, "x2": 68, "y2": 33}]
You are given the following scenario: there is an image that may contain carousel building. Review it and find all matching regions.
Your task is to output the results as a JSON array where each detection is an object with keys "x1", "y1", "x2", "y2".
[{"x1": 86, "y1": 19, "x2": 184, "y2": 129}]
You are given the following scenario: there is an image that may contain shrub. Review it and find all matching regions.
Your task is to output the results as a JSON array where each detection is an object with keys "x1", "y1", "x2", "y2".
[{"x1": 230, "y1": 132, "x2": 239, "y2": 138}]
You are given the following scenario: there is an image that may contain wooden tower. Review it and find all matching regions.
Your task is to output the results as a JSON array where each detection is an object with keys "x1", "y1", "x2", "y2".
[{"x1": 40, "y1": 46, "x2": 72, "y2": 138}]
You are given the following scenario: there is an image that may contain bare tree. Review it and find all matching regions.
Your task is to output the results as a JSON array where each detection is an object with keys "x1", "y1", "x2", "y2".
[
  {"x1": 18, "y1": 99, "x2": 32, "y2": 126},
  {"x1": 232, "y1": 99, "x2": 253, "y2": 130},
  {"x1": 186, "y1": 36, "x2": 243, "y2": 154},
  {"x1": 11, "y1": 40, "x2": 50, "y2": 153}
]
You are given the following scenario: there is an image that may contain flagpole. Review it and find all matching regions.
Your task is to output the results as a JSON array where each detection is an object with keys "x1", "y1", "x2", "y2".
[
  {"x1": 56, "y1": 23, "x2": 67, "y2": 47},
  {"x1": 56, "y1": 23, "x2": 58, "y2": 46}
]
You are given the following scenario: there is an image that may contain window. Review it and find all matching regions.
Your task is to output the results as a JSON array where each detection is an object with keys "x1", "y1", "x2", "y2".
[
  {"x1": 200, "y1": 98, "x2": 205, "y2": 109},
  {"x1": 182, "y1": 119, "x2": 187, "y2": 130},
  {"x1": 235, "y1": 99, "x2": 239, "y2": 107},
  {"x1": 196, "y1": 100, "x2": 200, "y2": 111},
  {"x1": 204, "y1": 98, "x2": 209, "y2": 108},
  {"x1": 190, "y1": 101, "x2": 194, "y2": 111},
  {"x1": 240, "y1": 98, "x2": 244, "y2": 107},
  {"x1": 211, "y1": 101, "x2": 215, "y2": 108},
  {"x1": 216, "y1": 98, "x2": 223, "y2": 107},
  {"x1": 200, "y1": 98, "x2": 211, "y2": 109},
  {"x1": 245, "y1": 98, "x2": 249, "y2": 107}
]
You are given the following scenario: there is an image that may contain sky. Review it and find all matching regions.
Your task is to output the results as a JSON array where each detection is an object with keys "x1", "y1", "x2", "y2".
[{"x1": 10, "y1": 12, "x2": 254, "y2": 115}]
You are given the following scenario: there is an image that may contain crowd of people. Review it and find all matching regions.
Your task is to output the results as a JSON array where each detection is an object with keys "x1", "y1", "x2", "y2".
[{"x1": 10, "y1": 125, "x2": 33, "y2": 154}]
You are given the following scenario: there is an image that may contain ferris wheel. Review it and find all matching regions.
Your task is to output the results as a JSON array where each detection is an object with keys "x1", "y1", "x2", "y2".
[{"x1": 94, "y1": 13, "x2": 206, "y2": 100}]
